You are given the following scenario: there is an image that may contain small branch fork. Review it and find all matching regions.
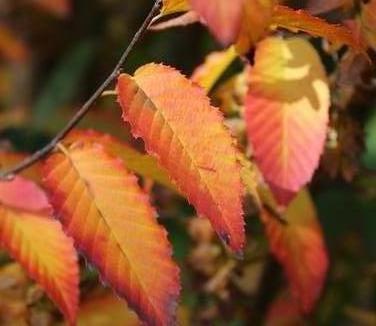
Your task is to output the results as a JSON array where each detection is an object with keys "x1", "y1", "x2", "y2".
[{"x1": 0, "y1": 0, "x2": 162, "y2": 181}]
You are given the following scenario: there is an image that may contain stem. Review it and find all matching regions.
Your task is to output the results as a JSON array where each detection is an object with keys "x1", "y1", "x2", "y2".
[{"x1": 0, "y1": 0, "x2": 162, "y2": 181}]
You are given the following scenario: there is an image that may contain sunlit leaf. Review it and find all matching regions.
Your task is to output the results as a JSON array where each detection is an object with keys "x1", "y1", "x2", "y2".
[
  {"x1": 245, "y1": 37, "x2": 330, "y2": 204},
  {"x1": 43, "y1": 142, "x2": 180, "y2": 325},
  {"x1": 161, "y1": 0, "x2": 190, "y2": 16},
  {"x1": 261, "y1": 189, "x2": 329, "y2": 313},
  {"x1": 272, "y1": 5, "x2": 365, "y2": 51},
  {"x1": 191, "y1": 47, "x2": 237, "y2": 92},
  {"x1": 64, "y1": 129, "x2": 177, "y2": 192},
  {"x1": 117, "y1": 63, "x2": 245, "y2": 253},
  {"x1": 0, "y1": 177, "x2": 79, "y2": 323}
]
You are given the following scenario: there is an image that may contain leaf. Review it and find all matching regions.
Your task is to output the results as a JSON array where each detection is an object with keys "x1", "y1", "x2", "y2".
[
  {"x1": 235, "y1": 0, "x2": 276, "y2": 54},
  {"x1": 306, "y1": 0, "x2": 354, "y2": 15},
  {"x1": 64, "y1": 129, "x2": 177, "y2": 192},
  {"x1": 265, "y1": 291, "x2": 303, "y2": 326},
  {"x1": 261, "y1": 189, "x2": 329, "y2": 313},
  {"x1": 0, "y1": 176, "x2": 50, "y2": 213},
  {"x1": 245, "y1": 37, "x2": 330, "y2": 204},
  {"x1": 272, "y1": 5, "x2": 365, "y2": 51},
  {"x1": 0, "y1": 151, "x2": 42, "y2": 183},
  {"x1": 78, "y1": 291, "x2": 139, "y2": 326},
  {"x1": 0, "y1": 24, "x2": 28, "y2": 62},
  {"x1": 117, "y1": 64, "x2": 245, "y2": 253},
  {"x1": 0, "y1": 176, "x2": 79, "y2": 323},
  {"x1": 189, "y1": 0, "x2": 244, "y2": 45},
  {"x1": 31, "y1": 0, "x2": 71, "y2": 17},
  {"x1": 151, "y1": 11, "x2": 200, "y2": 32},
  {"x1": 360, "y1": 0, "x2": 376, "y2": 50},
  {"x1": 191, "y1": 47, "x2": 237, "y2": 92},
  {"x1": 161, "y1": 0, "x2": 190, "y2": 16},
  {"x1": 43, "y1": 142, "x2": 180, "y2": 325}
]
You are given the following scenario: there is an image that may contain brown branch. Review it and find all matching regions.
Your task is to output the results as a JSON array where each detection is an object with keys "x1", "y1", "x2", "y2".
[{"x1": 0, "y1": 0, "x2": 162, "y2": 181}]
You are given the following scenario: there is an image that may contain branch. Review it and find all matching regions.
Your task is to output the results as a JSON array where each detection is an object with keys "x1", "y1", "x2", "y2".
[{"x1": 0, "y1": 0, "x2": 162, "y2": 181}]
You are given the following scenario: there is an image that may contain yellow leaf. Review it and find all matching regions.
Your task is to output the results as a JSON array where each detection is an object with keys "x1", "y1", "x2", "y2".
[
  {"x1": 161, "y1": 0, "x2": 190, "y2": 16},
  {"x1": 191, "y1": 47, "x2": 238, "y2": 92}
]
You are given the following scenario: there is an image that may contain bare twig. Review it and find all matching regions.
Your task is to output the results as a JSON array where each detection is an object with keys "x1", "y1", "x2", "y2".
[{"x1": 0, "y1": 0, "x2": 162, "y2": 180}]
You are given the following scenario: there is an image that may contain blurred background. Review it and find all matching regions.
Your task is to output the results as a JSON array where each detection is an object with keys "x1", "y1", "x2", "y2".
[{"x1": 0, "y1": 0, "x2": 375, "y2": 324}]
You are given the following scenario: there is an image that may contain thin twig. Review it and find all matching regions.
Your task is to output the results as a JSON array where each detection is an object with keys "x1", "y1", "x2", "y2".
[{"x1": 0, "y1": 0, "x2": 162, "y2": 181}]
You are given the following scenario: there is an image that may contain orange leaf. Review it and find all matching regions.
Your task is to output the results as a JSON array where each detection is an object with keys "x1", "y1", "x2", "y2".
[
  {"x1": 117, "y1": 64, "x2": 245, "y2": 253},
  {"x1": 0, "y1": 151, "x2": 42, "y2": 183},
  {"x1": 235, "y1": 0, "x2": 276, "y2": 54},
  {"x1": 78, "y1": 291, "x2": 139, "y2": 326},
  {"x1": 161, "y1": 0, "x2": 190, "y2": 16},
  {"x1": 360, "y1": 0, "x2": 376, "y2": 49},
  {"x1": 0, "y1": 176, "x2": 79, "y2": 323},
  {"x1": 64, "y1": 129, "x2": 177, "y2": 192},
  {"x1": 245, "y1": 37, "x2": 330, "y2": 204},
  {"x1": 43, "y1": 142, "x2": 180, "y2": 325},
  {"x1": 261, "y1": 190, "x2": 328, "y2": 313},
  {"x1": 189, "y1": 0, "x2": 244, "y2": 45},
  {"x1": 0, "y1": 24, "x2": 28, "y2": 62},
  {"x1": 272, "y1": 5, "x2": 365, "y2": 51}
]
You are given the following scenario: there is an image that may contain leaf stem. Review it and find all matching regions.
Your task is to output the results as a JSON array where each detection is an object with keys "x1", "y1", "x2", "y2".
[{"x1": 0, "y1": 0, "x2": 162, "y2": 181}]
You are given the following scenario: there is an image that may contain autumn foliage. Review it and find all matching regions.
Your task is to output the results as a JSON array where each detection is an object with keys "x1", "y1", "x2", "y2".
[{"x1": 0, "y1": 0, "x2": 375, "y2": 325}]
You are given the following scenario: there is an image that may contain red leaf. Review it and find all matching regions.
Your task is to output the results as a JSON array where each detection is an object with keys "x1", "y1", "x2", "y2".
[
  {"x1": 245, "y1": 37, "x2": 330, "y2": 204},
  {"x1": 43, "y1": 142, "x2": 180, "y2": 325},
  {"x1": 0, "y1": 176, "x2": 50, "y2": 214},
  {"x1": 0, "y1": 177, "x2": 79, "y2": 323},
  {"x1": 117, "y1": 64, "x2": 245, "y2": 253},
  {"x1": 261, "y1": 190, "x2": 329, "y2": 313}
]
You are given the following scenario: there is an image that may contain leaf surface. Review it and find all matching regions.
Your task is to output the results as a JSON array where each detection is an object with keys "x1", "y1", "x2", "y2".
[
  {"x1": 261, "y1": 190, "x2": 328, "y2": 313},
  {"x1": 189, "y1": 0, "x2": 244, "y2": 45},
  {"x1": 78, "y1": 291, "x2": 139, "y2": 326},
  {"x1": 161, "y1": 0, "x2": 190, "y2": 15},
  {"x1": 191, "y1": 47, "x2": 237, "y2": 92},
  {"x1": 43, "y1": 142, "x2": 180, "y2": 326},
  {"x1": 235, "y1": 0, "x2": 276, "y2": 54},
  {"x1": 245, "y1": 37, "x2": 330, "y2": 204},
  {"x1": 0, "y1": 24, "x2": 28, "y2": 62},
  {"x1": 360, "y1": 0, "x2": 376, "y2": 49},
  {"x1": 0, "y1": 176, "x2": 79, "y2": 323},
  {"x1": 117, "y1": 63, "x2": 245, "y2": 253},
  {"x1": 151, "y1": 11, "x2": 200, "y2": 31},
  {"x1": 0, "y1": 151, "x2": 42, "y2": 183},
  {"x1": 65, "y1": 129, "x2": 177, "y2": 192},
  {"x1": 272, "y1": 5, "x2": 365, "y2": 51}
]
